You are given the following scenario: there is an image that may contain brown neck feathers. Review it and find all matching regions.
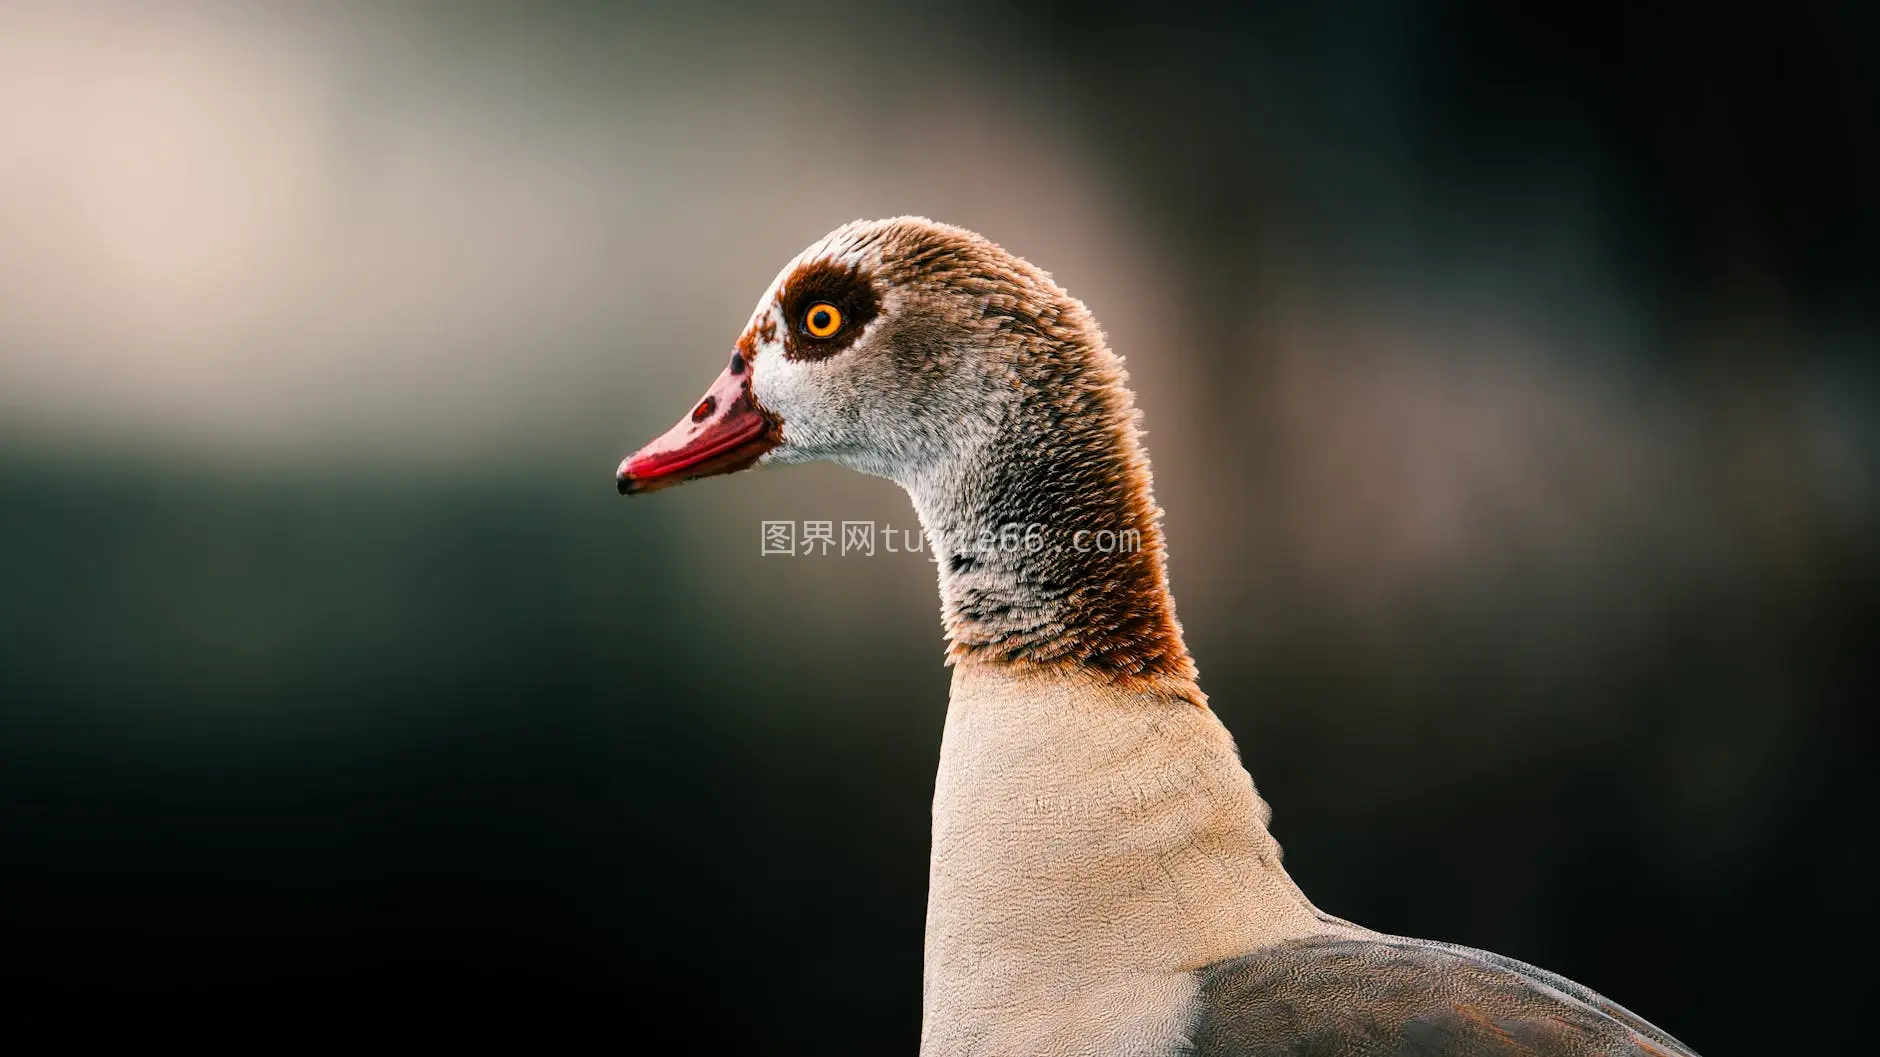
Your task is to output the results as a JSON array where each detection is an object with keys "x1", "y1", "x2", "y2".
[{"x1": 920, "y1": 309, "x2": 1199, "y2": 699}]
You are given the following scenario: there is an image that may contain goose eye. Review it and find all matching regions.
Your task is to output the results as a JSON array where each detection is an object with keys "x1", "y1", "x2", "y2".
[{"x1": 803, "y1": 302, "x2": 843, "y2": 338}]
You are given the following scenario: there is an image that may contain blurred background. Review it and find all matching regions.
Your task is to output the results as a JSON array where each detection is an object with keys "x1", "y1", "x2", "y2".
[{"x1": 2, "y1": 0, "x2": 1874, "y2": 1048}]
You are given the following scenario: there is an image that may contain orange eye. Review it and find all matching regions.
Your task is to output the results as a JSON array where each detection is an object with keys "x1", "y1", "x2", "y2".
[{"x1": 803, "y1": 302, "x2": 842, "y2": 338}]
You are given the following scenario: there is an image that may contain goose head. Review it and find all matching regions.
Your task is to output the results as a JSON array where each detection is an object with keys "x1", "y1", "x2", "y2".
[
  {"x1": 616, "y1": 217, "x2": 1046, "y2": 496},
  {"x1": 616, "y1": 216, "x2": 1194, "y2": 687}
]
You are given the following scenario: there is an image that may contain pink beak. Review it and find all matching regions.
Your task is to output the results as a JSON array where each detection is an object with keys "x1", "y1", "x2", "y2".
[{"x1": 616, "y1": 358, "x2": 780, "y2": 495}]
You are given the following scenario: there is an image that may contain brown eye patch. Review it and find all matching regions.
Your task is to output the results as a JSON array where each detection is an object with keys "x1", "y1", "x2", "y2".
[{"x1": 779, "y1": 258, "x2": 879, "y2": 361}]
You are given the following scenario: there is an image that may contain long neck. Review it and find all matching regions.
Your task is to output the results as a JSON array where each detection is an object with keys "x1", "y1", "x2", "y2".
[
  {"x1": 905, "y1": 342, "x2": 1199, "y2": 695},
  {"x1": 907, "y1": 342, "x2": 1354, "y2": 1054}
]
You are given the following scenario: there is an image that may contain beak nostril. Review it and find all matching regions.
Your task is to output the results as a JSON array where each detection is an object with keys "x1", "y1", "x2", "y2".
[
  {"x1": 729, "y1": 352, "x2": 746, "y2": 375},
  {"x1": 691, "y1": 396, "x2": 717, "y2": 423}
]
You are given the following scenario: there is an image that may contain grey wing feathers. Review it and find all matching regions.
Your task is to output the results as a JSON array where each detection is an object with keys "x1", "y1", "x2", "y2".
[{"x1": 1184, "y1": 935, "x2": 1700, "y2": 1056}]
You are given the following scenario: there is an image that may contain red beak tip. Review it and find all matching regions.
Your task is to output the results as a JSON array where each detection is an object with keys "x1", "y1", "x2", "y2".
[{"x1": 614, "y1": 364, "x2": 778, "y2": 497}]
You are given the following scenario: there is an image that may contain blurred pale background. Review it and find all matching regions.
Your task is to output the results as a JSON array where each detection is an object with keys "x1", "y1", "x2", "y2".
[{"x1": 2, "y1": 1, "x2": 1873, "y2": 1049}]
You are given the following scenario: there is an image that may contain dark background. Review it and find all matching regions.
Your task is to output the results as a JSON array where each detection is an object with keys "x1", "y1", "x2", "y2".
[{"x1": 2, "y1": 1, "x2": 1874, "y2": 1050}]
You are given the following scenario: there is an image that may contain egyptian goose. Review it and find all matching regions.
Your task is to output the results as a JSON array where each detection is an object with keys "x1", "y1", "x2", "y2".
[{"x1": 615, "y1": 218, "x2": 1701, "y2": 1057}]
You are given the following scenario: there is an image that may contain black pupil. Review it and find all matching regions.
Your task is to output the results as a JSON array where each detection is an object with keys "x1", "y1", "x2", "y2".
[{"x1": 811, "y1": 308, "x2": 832, "y2": 331}]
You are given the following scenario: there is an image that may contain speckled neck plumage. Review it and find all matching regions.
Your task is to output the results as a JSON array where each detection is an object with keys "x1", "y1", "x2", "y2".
[{"x1": 897, "y1": 263, "x2": 1200, "y2": 698}]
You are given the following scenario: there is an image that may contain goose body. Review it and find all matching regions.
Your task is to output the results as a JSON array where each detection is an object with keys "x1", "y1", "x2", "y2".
[{"x1": 616, "y1": 218, "x2": 1700, "y2": 1056}]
